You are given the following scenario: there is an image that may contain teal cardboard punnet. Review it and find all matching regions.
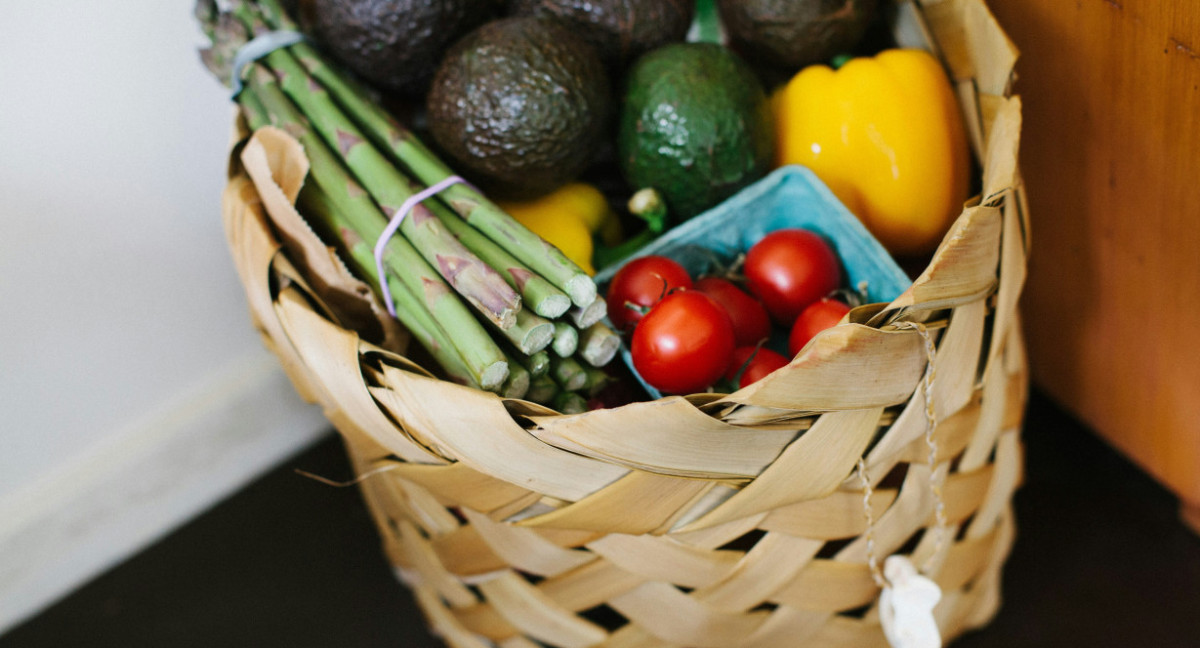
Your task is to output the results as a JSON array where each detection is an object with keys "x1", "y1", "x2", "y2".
[{"x1": 595, "y1": 165, "x2": 912, "y2": 399}]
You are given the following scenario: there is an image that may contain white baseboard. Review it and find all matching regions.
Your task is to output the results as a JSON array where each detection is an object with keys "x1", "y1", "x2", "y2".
[{"x1": 0, "y1": 352, "x2": 331, "y2": 634}]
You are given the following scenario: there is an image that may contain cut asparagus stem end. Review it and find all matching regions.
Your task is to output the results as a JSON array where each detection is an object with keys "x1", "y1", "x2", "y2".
[
  {"x1": 569, "y1": 296, "x2": 607, "y2": 329},
  {"x1": 533, "y1": 293, "x2": 572, "y2": 319},
  {"x1": 554, "y1": 391, "x2": 588, "y2": 415},
  {"x1": 580, "y1": 323, "x2": 620, "y2": 367},
  {"x1": 565, "y1": 275, "x2": 598, "y2": 308},
  {"x1": 479, "y1": 361, "x2": 510, "y2": 392},
  {"x1": 502, "y1": 363, "x2": 531, "y2": 399},
  {"x1": 522, "y1": 350, "x2": 551, "y2": 378},
  {"x1": 526, "y1": 375, "x2": 558, "y2": 405},
  {"x1": 515, "y1": 319, "x2": 555, "y2": 355},
  {"x1": 551, "y1": 357, "x2": 587, "y2": 392},
  {"x1": 552, "y1": 322, "x2": 579, "y2": 358}
]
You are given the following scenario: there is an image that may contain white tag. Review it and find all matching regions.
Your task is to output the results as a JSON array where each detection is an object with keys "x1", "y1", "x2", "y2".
[{"x1": 879, "y1": 555, "x2": 943, "y2": 648}]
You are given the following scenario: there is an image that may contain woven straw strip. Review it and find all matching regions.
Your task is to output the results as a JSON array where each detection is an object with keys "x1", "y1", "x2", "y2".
[
  {"x1": 518, "y1": 471, "x2": 715, "y2": 535},
  {"x1": 738, "y1": 606, "x2": 830, "y2": 648},
  {"x1": 396, "y1": 519, "x2": 479, "y2": 608},
  {"x1": 478, "y1": 572, "x2": 609, "y2": 648},
  {"x1": 585, "y1": 535, "x2": 743, "y2": 590},
  {"x1": 692, "y1": 532, "x2": 825, "y2": 611},
  {"x1": 760, "y1": 490, "x2": 899, "y2": 540},
  {"x1": 527, "y1": 401, "x2": 800, "y2": 479},
  {"x1": 461, "y1": 507, "x2": 596, "y2": 578},
  {"x1": 718, "y1": 327, "x2": 926, "y2": 410},
  {"x1": 273, "y1": 288, "x2": 446, "y2": 463},
  {"x1": 679, "y1": 408, "x2": 884, "y2": 530},
  {"x1": 609, "y1": 582, "x2": 769, "y2": 648}
]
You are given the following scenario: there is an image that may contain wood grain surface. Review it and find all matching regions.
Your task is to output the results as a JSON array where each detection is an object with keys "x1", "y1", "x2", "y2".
[{"x1": 986, "y1": 0, "x2": 1200, "y2": 511}]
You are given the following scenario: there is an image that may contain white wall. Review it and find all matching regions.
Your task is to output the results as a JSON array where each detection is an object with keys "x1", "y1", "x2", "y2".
[{"x1": 0, "y1": 0, "x2": 329, "y2": 632}]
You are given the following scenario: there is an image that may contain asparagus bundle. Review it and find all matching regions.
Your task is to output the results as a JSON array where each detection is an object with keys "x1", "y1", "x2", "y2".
[{"x1": 197, "y1": 0, "x2": 619, "y2": 406}]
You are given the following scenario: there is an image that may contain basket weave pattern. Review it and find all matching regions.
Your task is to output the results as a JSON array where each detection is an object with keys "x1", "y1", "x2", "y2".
[{"x1": 220, "y1": 1, "x2": 1027, "y2": 646}]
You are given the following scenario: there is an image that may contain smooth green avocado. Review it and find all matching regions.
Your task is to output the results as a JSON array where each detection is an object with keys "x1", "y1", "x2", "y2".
[{"x1": 618, "y1": 43, "x2": 774, "y2": 220}]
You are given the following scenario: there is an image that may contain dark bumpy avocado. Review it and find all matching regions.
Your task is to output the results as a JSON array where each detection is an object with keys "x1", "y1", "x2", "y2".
[
  {"x1": 303, "y1": 0, "x2": 497, "y2": 95},
  {"x1": 618, "y1": 43, "x2": 773, "y2": 220},
  {"x1": 716, "y1": 0, "x2": 878, "y2": 71},
  {"x1": 426, "y1": 17, "x2": 612, "y2": 199},
  {"x1": 505, "y1": 0, "x2": 694, "y2": 72}
]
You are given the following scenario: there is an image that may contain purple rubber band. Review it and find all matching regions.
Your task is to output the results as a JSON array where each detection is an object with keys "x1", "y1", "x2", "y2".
[{"x1": 374, "y1": 176, "x2": 468, "y2": 317}]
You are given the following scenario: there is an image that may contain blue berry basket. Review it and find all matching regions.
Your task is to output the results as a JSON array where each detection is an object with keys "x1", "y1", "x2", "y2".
[{"x1": 595, "y1": 165, "x2": 913, "y2": 399}]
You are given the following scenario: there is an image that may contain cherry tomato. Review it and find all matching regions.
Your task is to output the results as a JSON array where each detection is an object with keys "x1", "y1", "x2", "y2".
[
  {"x1": 605, "y1": 255, "x2": 693, "y2": 331},
  {"x1": 695, "y1": 277, "x2": 772, "y2": 347},
  {"x1": 744, "y1": 229, "x2": 841, "y2": 325},
  {"x1": 788, "y1": 297, "x2": 852, "y2": 356},
  {"x1": 631, "y1": 291, "x2": 734, "y2": 394},
  {"x1": 724, "y1": 346, "x2": 790, "y2": 388}
]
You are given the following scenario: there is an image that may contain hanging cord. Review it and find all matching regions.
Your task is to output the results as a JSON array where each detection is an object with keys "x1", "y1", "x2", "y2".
[
  {"x1": 897, "y1": 321, "x2": 949, "y2": 572},
  {"x1": 861, "y1": 321, "x2": 949, "y2": 583},
  {"x1": 858, "y1": 457, "x2": 888, "y2": 588}
]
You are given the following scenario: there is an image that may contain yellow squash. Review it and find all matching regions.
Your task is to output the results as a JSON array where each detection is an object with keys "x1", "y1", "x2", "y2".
[{"x1": 773, "y1": 49, "x2": 970, "y2": 256}]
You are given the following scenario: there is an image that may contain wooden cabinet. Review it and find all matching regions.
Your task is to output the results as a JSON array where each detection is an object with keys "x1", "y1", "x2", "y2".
[{"x1": 983, "y1": 0, "x2": 1200, "y2": 529}]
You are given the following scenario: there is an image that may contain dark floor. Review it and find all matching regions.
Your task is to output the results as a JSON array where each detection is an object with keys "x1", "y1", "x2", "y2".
[{"x1": 3, "y1": 390, "x2": 1199, "y2": 647}]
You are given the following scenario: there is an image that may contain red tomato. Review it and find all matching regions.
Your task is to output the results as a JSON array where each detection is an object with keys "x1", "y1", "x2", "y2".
[
  {"x1": 725, "y1": 346, "x2": 790, "y2": 388},
  {"x1": 694, "y1": 277, "x2": 772, "y2": 347},
  {"x1": 631, "y1": 291, "x2": 734, "y2": 394},
  {"x1": 744, "y1": 229, "x2": 841, "y2": 325},
  {"x1": 788, "y1": 297, "x2": 852, "y2": 356},
  {"x1": 605, "y1": 255, "x2": 693, "y2": 331}
]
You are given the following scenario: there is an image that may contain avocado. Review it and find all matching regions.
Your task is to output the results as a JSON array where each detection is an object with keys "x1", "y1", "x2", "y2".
[
  {"x1": 302, "y1": 0, "x2": 498, "y2": 95},
  {"x1": 505, "y1": 0, "x2": 694, "y2": 72},
  {"x1": 426, "y1": 17, "x2": 612, "y2": 199},
  {"x1": 716, "y1": 0, "x2": 879, "y2": 71},
  {"x1": 618, "y1": 43, "x2": 773, "y2": 220}
]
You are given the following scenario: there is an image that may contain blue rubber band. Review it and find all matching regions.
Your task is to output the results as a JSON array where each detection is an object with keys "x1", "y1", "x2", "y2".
[{"x1": 230, "y1": 30, "x2": 306, "y2": 97}]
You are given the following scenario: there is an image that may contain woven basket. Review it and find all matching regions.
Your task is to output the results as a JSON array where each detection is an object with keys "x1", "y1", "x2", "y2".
[{"x1": 221, "y1": 0, "x2": 1027, "y2": 645}]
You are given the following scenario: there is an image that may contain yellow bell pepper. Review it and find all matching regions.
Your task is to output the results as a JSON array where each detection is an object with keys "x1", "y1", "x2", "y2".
[
  {"x1": 498, "y1": 182, "x2": 620, "y2": 276},
  {"x1": 773, "y1": 49, "x2": 970, "y2": 257}
]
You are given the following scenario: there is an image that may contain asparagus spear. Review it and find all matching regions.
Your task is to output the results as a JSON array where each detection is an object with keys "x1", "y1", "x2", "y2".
[
  {"x1": 239, "y1": 85, "x2": 483, "y2": 388},
  {"x1": 227, "y1": 3, "x2": 521, "y2": 329},
  {"x1": 568, "y1": 296, "x2": 608, "y2": 330},
  {"x1": 550, "y1": 356, "x2": 588, "y2": 392},
  {"x1": 251, "y1": 0, "x2": 598, "y2": 308},
  {"x1": 581, "y1": 366, "x2": 613, "y2": 398},
  {"x1": 435, "y1": 205, "x2": 572, "y2": 319},
  {"x1": 519, "y1": 350, "x2": 551, "y2": 379},
  {"x1": 578, "y1": 322, "x2": 621, "y2": 367},
  {"x1": 526, "y1": 374, "x2": 559, "y2": 405},
  {"x1": 500, "y1": 360, "x2": 531, "y2": 399},
  {"x1": 296, "y1": 183, "x2": 479, "y2": 389},
  {"x1": 235, "y1": 60, "x2": 508, "y2": 389},
  {"x1": 551, "y1": 321, "x2": 579, "y2": 358},
  {"x1": 553, "y1": 391, "x2": 589, "y2": 415}
]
